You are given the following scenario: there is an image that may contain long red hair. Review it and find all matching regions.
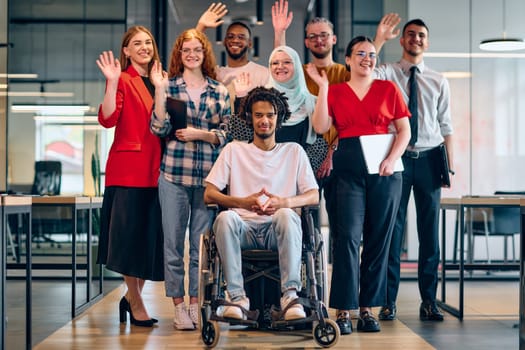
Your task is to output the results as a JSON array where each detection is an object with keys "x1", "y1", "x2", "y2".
[{"x1": 168, "y1": 29, "x2": 217, "y2": 79}]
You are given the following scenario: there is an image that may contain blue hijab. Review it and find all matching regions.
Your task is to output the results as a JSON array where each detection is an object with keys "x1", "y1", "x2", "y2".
[{"x1": 268, "y1": 45, "x2": 317, "y2": 144}]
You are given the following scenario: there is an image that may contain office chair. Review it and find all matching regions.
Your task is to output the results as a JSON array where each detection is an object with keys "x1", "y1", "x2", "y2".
[
  {"x1": 31, "y1": 160, "x2": 62, "y2": 196},
  {"x1": 468, "y1": 206, "x2": 519, "y2": 263},
  {"x1": 31, "y1": 160, "x2": 62, "y2": 247}
]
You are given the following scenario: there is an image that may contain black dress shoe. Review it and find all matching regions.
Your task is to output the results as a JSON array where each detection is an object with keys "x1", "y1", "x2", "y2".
[
  {"x1": 120, "y1": 296, "x2": 158, "y2": 323},
  {"x1": 419, "y1": 301, "x2": 444, "y2": 321},
  {"x1": 336, "y1": 311, "x2": 353, "y2": 335},
  {"x1": 119, "y1": 296, "x2": 156, "y2": 327},
  {"x1": 378, "y1": 305, "x2": 396, "y2": 320},
  {"x1": 356, "y1": 311, "x2": 380, "y2": 332}
]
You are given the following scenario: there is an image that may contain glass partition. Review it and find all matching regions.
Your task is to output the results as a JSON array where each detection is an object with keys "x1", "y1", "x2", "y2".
[{"x1": 7, "y1": 1, "x2": 124, "y2": 195}]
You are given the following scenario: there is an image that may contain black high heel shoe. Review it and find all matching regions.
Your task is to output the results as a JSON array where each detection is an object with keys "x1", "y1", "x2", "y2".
[{"x1": 119, "y1": 296, "x2": 155, "y2": 327}]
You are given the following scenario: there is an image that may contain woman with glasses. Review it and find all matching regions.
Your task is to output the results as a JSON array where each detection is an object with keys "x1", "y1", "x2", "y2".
[
  {"x1": 96, "y1": 26, "x2": 163, "y2": 328},
  {"x1": 306, "y1": 36, "x2": 410, "y2": 334},
  {"x1": 266, "y1": 45, "x2": 326, "y2": 174},
  {"x1": 150, "y1": 28, "x2": 231, "y2": 330}
]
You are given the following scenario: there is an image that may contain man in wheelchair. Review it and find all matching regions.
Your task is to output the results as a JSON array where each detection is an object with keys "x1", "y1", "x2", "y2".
[{"x1": 204, "y1": 86, "x2": 319, "y2": 322}]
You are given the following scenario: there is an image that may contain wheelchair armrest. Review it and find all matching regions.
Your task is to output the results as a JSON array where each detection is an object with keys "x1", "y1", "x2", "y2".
[
  {"x1": 206, "y1": 203, "x2": 220, "y2": 210},
  {"x1": 301, "y1": 205, "x2": 320, "y2": 217}
]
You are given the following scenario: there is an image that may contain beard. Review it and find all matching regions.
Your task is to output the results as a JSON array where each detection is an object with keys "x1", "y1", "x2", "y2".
[
  {"x1": 226, "y1": 46, "x2": 249, "y2": 60},
  {"x1": 310, "y1": 48, "x2": 331, "y2": 59},
  {"x1": 254, "y1": 129, "x2": 274, "y2": 140}
]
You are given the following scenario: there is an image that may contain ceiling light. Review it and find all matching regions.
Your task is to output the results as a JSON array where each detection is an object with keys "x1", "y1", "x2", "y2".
[
  {"x1": 442, "y1": 71, "x2": 472, "y2": 79},
  {"x1": 11, "y1": 104, "x2": 90, "y2": 115},
  {"x1": 253, "y1": 36, "x2": 260, "y2": 60},
  {"x1": 33, "y1": 115, "x2": 98, "y2": 123},
  {"x1": 256, "y1": 0, "x2": 264, "y2": 25},
  {"x1": 1, "y1": 91, "x2": 74, "y2": 97},
  {"x1": 479, "y1": 38, "x2": 525, "y2": 51},
  {"x1": 479, "y1": 0, "x2": 525, "y2": 51},
  {"x1": 216, "y1": 24, "x2": 223, "y2": 45},
  {"x1": 425, "y1": 52, "x2": 525, "y2": 58},
  {"x1": 0, "y1": 73, "x2": 39, "y2": 79}
]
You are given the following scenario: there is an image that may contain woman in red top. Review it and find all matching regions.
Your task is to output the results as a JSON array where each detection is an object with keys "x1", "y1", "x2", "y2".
[
  {"x1": 307, "y1": 36, "x2": 410, "y2": 335},
  {"x1": 96, "y1": 26, "x2": 163, "y2": 327}
]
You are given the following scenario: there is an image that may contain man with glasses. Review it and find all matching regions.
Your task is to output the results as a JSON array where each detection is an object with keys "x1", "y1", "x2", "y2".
[
  {"x1": 373, "y1": 14, "x2": 454, "y2": 323},
  {"x1": 197, "y1": 4, "x2": 269, "y2": 115}
]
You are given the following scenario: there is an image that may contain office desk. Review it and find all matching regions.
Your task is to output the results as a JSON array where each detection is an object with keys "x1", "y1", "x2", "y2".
[
  {"x1": 1, "y1": 196, "x2": 32, "y2": 350},
  {"x1": 439, "y1": 196, "x2": 521, "y2": 320},
  {"x1": 29, "y1": 196, "x2": 103, "y2": 318}
]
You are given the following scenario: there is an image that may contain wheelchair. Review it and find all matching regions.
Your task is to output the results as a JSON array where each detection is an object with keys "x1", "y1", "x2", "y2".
[{"x1": 198, "y1": 205, "x2": 339, "y2": 348}]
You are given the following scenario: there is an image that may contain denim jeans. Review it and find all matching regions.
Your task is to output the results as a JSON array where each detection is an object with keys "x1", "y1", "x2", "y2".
[
  {"x1": 213, "y1": 208, "x2": 302, "y2": 300},
  {"x1": 159, "y1": 175, "x2": 209, "y2": 298}
]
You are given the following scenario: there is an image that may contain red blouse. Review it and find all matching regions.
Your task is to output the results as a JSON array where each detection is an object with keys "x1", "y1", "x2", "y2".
[{"x1": 327, "y1": 79, "x2": 410, "y2": 139}]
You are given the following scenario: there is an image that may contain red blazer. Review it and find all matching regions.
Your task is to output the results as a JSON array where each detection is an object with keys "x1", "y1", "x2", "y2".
[{"x1": 98, "y1": 65, "x2": 161, "y2": 188}]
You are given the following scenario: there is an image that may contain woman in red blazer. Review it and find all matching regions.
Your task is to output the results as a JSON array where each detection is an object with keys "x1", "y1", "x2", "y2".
[{"x1": 96, "y1": 26, "x2": 163, "y2": 327}]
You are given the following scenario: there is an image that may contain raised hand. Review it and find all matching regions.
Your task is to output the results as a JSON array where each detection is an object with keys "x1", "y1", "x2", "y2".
[
  {"x1": 272, "y1": 0, "x2": 293, "y2": 34},
  {"x1": 96, "y1": 51, "x2": 121, "y2": 82},
  {"x1": 376, "y1": 13, "x2": 401, "y2": 43},
  {"x1": 150, "y1": 60, "x2": 168, "y2": 90},
  {"x1": 305, "y1": 63, "x2": 328, "y2": 88},
  {"x1": 197, "y1": 2, "x2": 228, "y2": 30},
  {"x1": 232, "y1": 72, "x2": 252, "y2": 97}
]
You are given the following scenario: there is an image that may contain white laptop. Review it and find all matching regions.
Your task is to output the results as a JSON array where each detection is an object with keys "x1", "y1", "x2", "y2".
[{"x1": 359, "y1": 134, "x2": 404, "y2": 174}]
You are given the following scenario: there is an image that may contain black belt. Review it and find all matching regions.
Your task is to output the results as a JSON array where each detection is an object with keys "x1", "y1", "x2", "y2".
[{"x1": 402, "y1": 147, "x2": 438, "y2": 159}]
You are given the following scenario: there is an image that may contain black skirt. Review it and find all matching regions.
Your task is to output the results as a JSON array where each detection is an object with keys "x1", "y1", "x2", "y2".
[{"x1": 97, "y1": 186, "x2": 164, "y2": 281}]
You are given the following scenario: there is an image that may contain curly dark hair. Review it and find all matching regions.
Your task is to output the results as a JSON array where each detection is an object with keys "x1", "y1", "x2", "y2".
[{"x1": 238, "y1": 86, "x2": 291, "y2": 130}]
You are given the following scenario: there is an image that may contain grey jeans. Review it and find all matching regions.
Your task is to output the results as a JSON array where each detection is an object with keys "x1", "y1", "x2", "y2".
[
  {"x1": 159, "y1": 175, "x2": 209, "y2": 298},
  {"x1": 213, "y1": 208, "x2": 303, "y2": 300}
]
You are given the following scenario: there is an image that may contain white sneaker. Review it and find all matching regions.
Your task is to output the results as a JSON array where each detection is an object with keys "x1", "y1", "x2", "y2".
[
  {"x1": 173, "y1": 303, "x2": 195, "y2": 330},
  {"x1": 281, "y1": 293, "x2": 306, "y2": 321},
  {"x1": 223, "y1": 296, "x2": 250, "y2": 320},
  {"x1": 188, "y1": 303, "x2": 199, "y2": 327}
]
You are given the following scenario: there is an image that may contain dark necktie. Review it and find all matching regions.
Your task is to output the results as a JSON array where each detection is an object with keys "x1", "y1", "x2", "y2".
[{"x1": 408, "y1": 66, "x2": 419, "y2": 146}]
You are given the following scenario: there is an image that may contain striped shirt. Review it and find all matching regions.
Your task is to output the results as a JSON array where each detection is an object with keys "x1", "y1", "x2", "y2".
[{"x1": 151, "y1": 75, "x2": 231, "y2": 187}]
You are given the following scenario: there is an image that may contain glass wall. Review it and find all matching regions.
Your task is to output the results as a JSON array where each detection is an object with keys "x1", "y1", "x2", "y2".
[
  {"x1": 407, "y1": 0, "x2": 525, "y2": 196},
  {"x1": 1, "y1": 0, "x2": 7, "y2": 192},
  {"x1": 6, "y1": 0, "x2": 125, "y2": 195},
  {"x1": 3, "y1": 0, "x2": 525, "y2": 256}
]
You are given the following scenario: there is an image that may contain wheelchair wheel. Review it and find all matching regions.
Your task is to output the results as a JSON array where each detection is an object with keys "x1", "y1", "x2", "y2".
[
  {"x1": 312, "y1": 318, "x2": 340, "y2": 348},
  {"x1": 198, "y1": 233, "x2": 211, "y2": 328},
  {"x1": 201, "y1": 320, "x2": 220, "y2": 348}
]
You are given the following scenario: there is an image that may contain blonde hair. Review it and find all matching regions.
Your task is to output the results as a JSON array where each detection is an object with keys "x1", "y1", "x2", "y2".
[{"x1": 119, "y1": 26, "x2": 160, "y2": 74}]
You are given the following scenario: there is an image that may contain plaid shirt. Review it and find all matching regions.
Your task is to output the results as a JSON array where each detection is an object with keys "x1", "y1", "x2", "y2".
[{"x1": 151, "y1": 75, "x2": 231, "y2": 187}]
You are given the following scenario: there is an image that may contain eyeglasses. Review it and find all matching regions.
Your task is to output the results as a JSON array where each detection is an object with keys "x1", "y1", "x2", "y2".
[
  {"x1": 306, "y1": 32, "x2": 331, "y2": 42},
  {"x1": 225, "y1": 33, "x2": 248, "y2": 41},
  {"x1": 354, "y1": 51, "x2": 377, "y2": 60},
  {"x1": 270, "y1": 60, "x2": 293, "y2": 67},
  {"x1": 180, "y1": 47, "x2": 204, "y2": 55}
]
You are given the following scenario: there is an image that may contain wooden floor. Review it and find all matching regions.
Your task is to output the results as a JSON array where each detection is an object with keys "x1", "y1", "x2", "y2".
[
  {"x1": 30, "y1": 275, "x2": 519, "y2": 350},
  {"x1": 32, "y1": 281, "x2": 434, "y2": 350},
  {"x1": 5, "y1": 234, "x2": 520, "y2": 349}
]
